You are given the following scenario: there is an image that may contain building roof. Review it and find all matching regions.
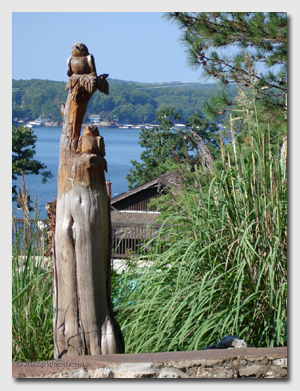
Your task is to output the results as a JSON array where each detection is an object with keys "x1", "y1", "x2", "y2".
[{"x1": 110, "y1": 171, "x2": 180, "y2": 206}]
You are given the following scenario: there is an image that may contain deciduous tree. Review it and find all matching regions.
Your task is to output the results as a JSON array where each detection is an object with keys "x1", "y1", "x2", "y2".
[
  {"x1": 126, "y1": 107, "x2": 219, "y2": 188},
  {"x1": 12, "y1": 125, "x2": 53, "y2": 200}
]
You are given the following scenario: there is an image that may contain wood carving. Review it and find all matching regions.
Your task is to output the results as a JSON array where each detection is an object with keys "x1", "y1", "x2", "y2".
[{"x1": 53, "y1": 43, "x2": 124, "y2": 358}]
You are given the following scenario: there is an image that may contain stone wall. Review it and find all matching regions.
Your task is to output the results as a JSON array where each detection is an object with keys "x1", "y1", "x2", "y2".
[{"x1": 12, "y1": 347, "x2": 287, "y2": 378}]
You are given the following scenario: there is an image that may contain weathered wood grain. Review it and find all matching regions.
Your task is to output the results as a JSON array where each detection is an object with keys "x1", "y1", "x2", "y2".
[{"x1": 53, "y1": 43, "x2": 124, "y2": 358}]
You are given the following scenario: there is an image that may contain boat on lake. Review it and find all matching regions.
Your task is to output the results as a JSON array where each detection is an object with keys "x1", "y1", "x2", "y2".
[
  {"x1": 30, "y1": 119, "x2": 45, "y2": 126},
  {"x1": 97, "y1": 121, "x2": 118, "y2": 128}
]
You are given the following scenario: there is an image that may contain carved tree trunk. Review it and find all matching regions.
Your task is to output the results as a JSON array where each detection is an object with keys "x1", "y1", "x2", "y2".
[{"x1": 53, "y1": 88, "x2": 124, "y2": 358}]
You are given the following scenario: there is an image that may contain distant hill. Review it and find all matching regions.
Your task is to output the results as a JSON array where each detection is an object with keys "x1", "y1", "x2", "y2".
[{"x1": 12, "y1": 78, "x2": 237, "y2": 124}]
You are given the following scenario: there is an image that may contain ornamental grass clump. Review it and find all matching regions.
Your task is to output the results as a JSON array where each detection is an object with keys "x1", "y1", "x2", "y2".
[
  {"x1": 115, "y1": 103, "x2": 287, "y2": 353},
  {"x1": 12, "y1": 216, "x2": 54, "y2": 362}
]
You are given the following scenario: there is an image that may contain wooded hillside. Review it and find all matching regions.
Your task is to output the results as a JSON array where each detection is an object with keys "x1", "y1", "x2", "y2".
[{"x1": 12, "y1": 78, "x2": 237, "y2": 124}]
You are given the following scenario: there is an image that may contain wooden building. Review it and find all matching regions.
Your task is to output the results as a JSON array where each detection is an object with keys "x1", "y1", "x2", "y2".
[
  {"x1": 110, "y1": 171, "x2": 180, "y2": 213},
  {"x1": 110, "y1": 171, "x2": 180, "y2": 258},
  {"x1": 14, "y1": 172, "x2": 181, "y2": 260}
]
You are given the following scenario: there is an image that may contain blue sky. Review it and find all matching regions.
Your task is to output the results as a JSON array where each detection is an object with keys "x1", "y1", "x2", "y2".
[{"x1": 12, "y1": 12, "x2": 204, "y2": 84}]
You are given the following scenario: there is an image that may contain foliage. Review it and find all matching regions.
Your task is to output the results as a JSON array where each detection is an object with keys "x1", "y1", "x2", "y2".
[
  {"x1": 12, "y1": 125, "x2": 53, "y2": 200},
  {"x1": 12, "y1": 217, "x2": 54, "y2": 362},
  {"x1": 115, "y1": 100, "x2": 287, "y2": 353},
  {"x1": 164, "y1": 12, "x2": 287, "y2": 127},
  {"x1": 12, "y1": 79, "x2": 68, "y2": 123},
  {"x1": 126, "y1": 107, "x2": 220, "y2": 188},
  {"x1": 12, "y1": 78, "x2": 237, "y2": 125}
]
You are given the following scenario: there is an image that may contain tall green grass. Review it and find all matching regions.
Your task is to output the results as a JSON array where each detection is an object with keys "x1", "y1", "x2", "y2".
[
  {"x1": 115, "y1": 109, "x2": 287, "y2": 353},
  {"x1": 12, "y1": 217, "x2": 54, "y2": 361}
]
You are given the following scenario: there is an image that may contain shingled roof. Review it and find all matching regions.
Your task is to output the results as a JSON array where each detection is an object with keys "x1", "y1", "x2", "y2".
[{"x1": 110, "y1": 171, "x2": 180, "y2": 207}]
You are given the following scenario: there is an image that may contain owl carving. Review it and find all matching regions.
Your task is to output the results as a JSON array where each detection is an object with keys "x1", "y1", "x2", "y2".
[
  {"x1": 67, "y1": 43, "x2": 96, "y2": 77},
  {"x1": 77, "y1": 125, "x2": 107, "y2": 172},
  {"x1": 65, "y1": 42, "x2": 109, "y2": 100}
]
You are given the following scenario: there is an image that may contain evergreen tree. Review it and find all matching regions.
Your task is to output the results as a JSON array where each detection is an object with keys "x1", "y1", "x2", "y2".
[{"x1": 163, "y1": 12, "x2": 287, "y2": 126}]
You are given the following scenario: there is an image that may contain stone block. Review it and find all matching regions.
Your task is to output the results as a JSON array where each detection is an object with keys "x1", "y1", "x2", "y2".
[
  {"x1": 60, "y1": 369, "x2": 90, "y2": 378},
  {"x1": 268, "y1": 365, "x2": 287, "y2": 376},
  {"x1": 265, "y1": 371, "x2": 287, "y2": 378},
  {"x1": 93, "y1": 368, "x2": 114, "y2": 378},
  {"x1": 273, "y1": 358, "x2": 287, "y2": 368},
  {"x1": 216, "y1": 335, "x2": 248, "y2": 349},
  {"x1": 158, "y1": 367, "x2": 187, "y2": 378},
  {"x1": 112, "y1": 362, "x2": 157, "y2": 378},
  {"x1": 196, "y1": 366, "x2": 237, "y2": 378},
  {"x1": 239, "y1": 364, "x2": 265, "y2": 377}
]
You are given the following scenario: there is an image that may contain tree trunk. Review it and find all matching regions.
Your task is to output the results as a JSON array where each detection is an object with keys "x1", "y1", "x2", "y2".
[{"x1": 53, "y1": 87, "x2": 124, "y2": 358}]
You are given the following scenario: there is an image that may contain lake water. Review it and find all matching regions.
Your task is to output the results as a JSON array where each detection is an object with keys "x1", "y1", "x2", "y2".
[{"x1": 12, "y1": 126, "x2": 143, "y2": 219}]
